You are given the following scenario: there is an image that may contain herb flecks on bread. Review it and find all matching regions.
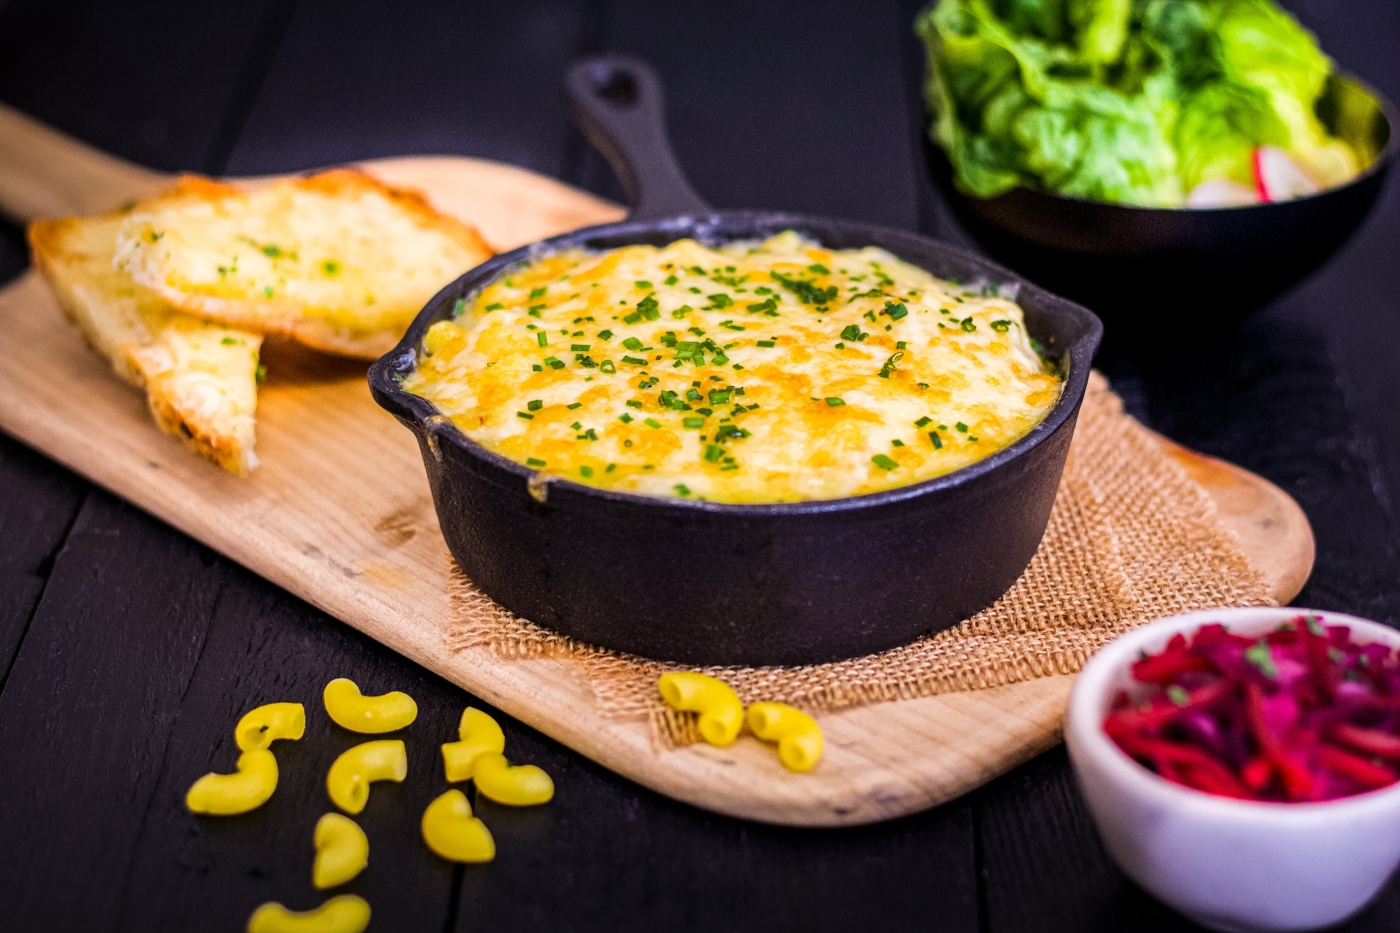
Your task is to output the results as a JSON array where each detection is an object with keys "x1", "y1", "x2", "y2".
[{"x1": 113, "y1": 170, "x2": 494, "y2": 359}]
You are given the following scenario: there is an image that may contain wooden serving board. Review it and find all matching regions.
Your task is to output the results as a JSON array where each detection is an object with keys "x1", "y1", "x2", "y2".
[{"x1": 0, "y1": 104, "x2": 1315, "y2": 826}]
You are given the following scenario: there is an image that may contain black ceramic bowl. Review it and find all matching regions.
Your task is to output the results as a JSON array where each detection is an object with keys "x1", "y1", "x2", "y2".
[
  {"x1": 926, "y1": 74, "x2": 1397, "y2": 330},
  {"x1": 370, "y1": 57, "x2": 1102, "y2": 667}
]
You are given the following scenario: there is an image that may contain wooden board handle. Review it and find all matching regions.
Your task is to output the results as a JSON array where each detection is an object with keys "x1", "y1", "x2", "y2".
[{"x1": 0, "y1": 101, "x2": 169, "y2": 224}]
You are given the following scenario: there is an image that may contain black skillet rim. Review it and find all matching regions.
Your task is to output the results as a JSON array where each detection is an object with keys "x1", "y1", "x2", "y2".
[{"x1": 369, "y1": 209, "x2": 1102, "y2": 517}]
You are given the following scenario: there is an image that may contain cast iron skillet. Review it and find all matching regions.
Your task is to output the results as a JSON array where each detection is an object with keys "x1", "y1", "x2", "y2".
[{"x1": 369, "y1": 56, "x2": 1102, "y2": 667}]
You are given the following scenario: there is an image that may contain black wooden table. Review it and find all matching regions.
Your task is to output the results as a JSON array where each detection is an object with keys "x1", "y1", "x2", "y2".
[{"x1": 1, "y1": 1, "x2": 1397, "y2": 930}]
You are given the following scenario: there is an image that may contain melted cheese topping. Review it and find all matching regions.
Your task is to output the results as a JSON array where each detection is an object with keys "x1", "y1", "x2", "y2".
[{"x1": 404, "y1": 232, "x2": 1061, "y2": 503}]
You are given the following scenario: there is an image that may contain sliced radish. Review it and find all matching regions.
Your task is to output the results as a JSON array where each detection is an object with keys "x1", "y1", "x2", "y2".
[
  {"x1": 1187, "y1": 178, "x2": 1261, "y2": 208},
  {"x1": 1253, "y1": 146, "x2": 1320, "y2": 203}
]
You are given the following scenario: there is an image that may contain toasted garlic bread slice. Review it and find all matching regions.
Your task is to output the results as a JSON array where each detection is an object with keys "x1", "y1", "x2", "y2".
[
  {"x1": 29, "y1": 211, "x2": 263, "y2": 476},
  {"x1": 112, "y1": 170, "x2": 494, "y2": 359}
]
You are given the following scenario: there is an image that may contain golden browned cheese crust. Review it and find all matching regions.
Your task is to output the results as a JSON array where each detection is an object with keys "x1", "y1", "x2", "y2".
[
  {"x1": 112, "y1": 169, "x2": 494, "y2": 359},
  {"x1": 405, "y1": 232, "x2": 1062, "y2": 503}
]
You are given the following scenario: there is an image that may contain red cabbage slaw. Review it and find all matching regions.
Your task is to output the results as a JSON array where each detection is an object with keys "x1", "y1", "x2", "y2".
[{"x1": 1104, "y1": 615, "x2": 1400, "y2": 801}]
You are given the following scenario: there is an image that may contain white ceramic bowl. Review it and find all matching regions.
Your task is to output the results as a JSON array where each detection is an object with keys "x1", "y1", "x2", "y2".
[{"x1": 1066, "y1": 606, "x2": 1400, "y2": 932}]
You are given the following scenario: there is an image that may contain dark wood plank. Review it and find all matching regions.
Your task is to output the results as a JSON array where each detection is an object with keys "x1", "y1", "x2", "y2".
[
  {"x1": 456, "y1": 723, "x2": 977, "y2": 932},
  {"x1": 0, "y1": 492, "x2": 232, "y2": 931},
  {"x1": 221, "y1": 0, "x2": 597, "y2": 177},
  {"x1": 115, "y1": 556, "x2": 473, "y2": 932},
  {"x1": 576, "y1": 0, "x2": 921, "y2": 229},
  {"x1": 0, "y1": 0, "x2": 287, "y2": 174},
  {"x1": 0, "y1": 431, "x2": 86, "y2": 688}
]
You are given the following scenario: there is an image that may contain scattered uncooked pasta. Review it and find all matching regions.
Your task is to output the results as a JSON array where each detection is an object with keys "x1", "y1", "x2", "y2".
[
  {"x1": 322, "y1": 678, "x2": 418, "y2": 734},
  {"x1": 421, "y1": 789, "x2": 496, "y2": 863},
  {"x1": 312, "y1": 813, "x2": 369, "y2": 889},
  {"x1": 657, "y1": 672, "x2": 744, "y2": 746},
  {"x1": 326, "y1": 739, "x2": 408, "y2": 814},
  {"x1": 186, "y1": 749, "x2": 279, "y2": 815}
]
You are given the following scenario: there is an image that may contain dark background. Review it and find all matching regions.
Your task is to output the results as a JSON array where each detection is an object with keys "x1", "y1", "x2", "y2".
[{"x1": 0, "y1": 1, "x2": 1397, "y2": 930}]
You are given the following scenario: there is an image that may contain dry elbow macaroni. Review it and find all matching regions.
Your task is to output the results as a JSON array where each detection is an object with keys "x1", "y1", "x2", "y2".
[
  {"x1": 322, "y1": 678, "x2": 418, "y2": 733},
  {"x1": 246, "y1": 894, "x2": 370, "y2": 933},
  {"x1": 235, "y1": 702, "x2": 306, "y2": 751},
  {"x1": 441, "y1": 707, "x2": 506, "y2": 782},
  {"x1": 312, "y1": 813, "x2": 369, "y2": 889},
  {"x1": 421, "y1": 789, "x2": 496, "y2": 863},
  {"x1": 747, "y1": 702, "x2": 824, "y2": 772},
  {"x1": 472, "y1": 751, "x2": 555, "y2": 806},
  {"x1": 327, "y1": 739, "x2": 408, "y2": 814},
  {"x1": 186, "y1": 748, "x2": 279, "y2": 815},
  {"x1": 657, "y1": 672, "x2": 744, "y2": 746}
]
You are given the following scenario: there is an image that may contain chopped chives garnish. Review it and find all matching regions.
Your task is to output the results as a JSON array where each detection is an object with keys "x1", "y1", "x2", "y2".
[
  {"x1": 683, "y1": 417, "x2": 705, "y2": 429},
  {"x1": 619, "y1": 413, "x2": 633, "y2": 424},
  {"x1": 527, "y1": 399, "x2": 543, "y2": 411},
  {"x1": 956, "y1": 422, "x2": 969, "y2": 432},
  {"x1": 484, "y1": 301, "x2": 503, "y2": 311},
  {"x1": 606, "y1": 463, "x2": 616, "y2": 472},
  {"x1": 756, "y1": 339, "x2": 776, "y2": 348},
  {"x1": 635, "y1": 280, "x2": 653, "y2": 289},
  {"x1": 825, "y1": 397, "x2": 845, "y2": 406},
  {"x1": 892, "y1": 439, "x2": 905, "y2": 447},
  {"x1": 527, "y1": 458, "x2": 546, "y2": 467},
  {"x1": 929, "y1": 431, "x2": 943, "y2": 449},
  {"x1": 537, "y1": 332, "x2": 548, "y2": 347},
  {"x1": 914, "y1": 416, "x2": 931, "y2": 428},
  {"x1": 568, "y1": 402, "x2": 582, "y2": 410},
  {"x1": 571, "y1": 343, "x2": 590, "y2": 351},
  {"x1": 598, "y1": 329, "x2": 614, "y2": 340},
  {"x1": 529, "y1": 287, "x2": 547, "y2": 300},
  {"x1": 516, "y1": 411, "x2": 534, "y2": 420},
  {"x1": 580, "y1": 466, "x2": 594, "y2": 477},
  {"x1": 626, "y1": 400, "x2": 643, "y2": 409},
  {"x1": 621, "y1": 355, "x2": 647, "y2": 366},
  {"x1": 872, "y1": 454, "x2": 898, "y2": 470},
  {"x1": 664, "y1": 274, "x2": 678, "y2": 285},
  {"x1": 674, "y1": 484, "x2": 691, "y2": 496},
  {"x1": 644, "y1": 418, "x2": 662, "y2": 429},
  {"x1": 622, "y1": 337, "x2": 644, "y2": 351},
  {"x1": 704, "y1": 444, "x2": 723, "y2": 462}
]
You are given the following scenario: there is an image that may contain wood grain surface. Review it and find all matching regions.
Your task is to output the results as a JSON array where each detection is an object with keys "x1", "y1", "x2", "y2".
[{"x1": 0, "y1": 107, "x2": 1314, "y2": 826}]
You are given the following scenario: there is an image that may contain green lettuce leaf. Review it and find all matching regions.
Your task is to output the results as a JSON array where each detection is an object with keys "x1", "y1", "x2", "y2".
[{"x1": 918, "y1": 0, "x2": 1357, "y2": 205}]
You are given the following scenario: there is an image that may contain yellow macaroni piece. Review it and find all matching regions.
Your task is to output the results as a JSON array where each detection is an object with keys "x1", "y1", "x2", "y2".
[
  {"x1": 421, "y1": 789, "x2": 496, "y2": 863},
  {"x1": 657, "y1": 672, "x2": 744, "y2": 747},
  {"x1": 186, "y1": 748, "x2": 279, "y2": 815},
  {"x1": 441, "y1": 707, "x2": 506, "y2": 783},
  {"x1": 472, "y1": 752, "x2": 554, "y2": 806},
  {"x1": 747, "y1": 702, "x2": 824, "y2": 772},
  {"x1": 322, "y1": 678, "x2": 418, "y2": 733},
  {"x1": 312, "y1": 813, "x2": 369, "y2": 889},
  {"x1": 235, "y1": 702, "x2": 307, "y2": 751},
  {"x1": 246, "y1": 894, "x2": 370, "y2": 933},
  {"x1": 326, "y1": 739, "x2": 408, "y2": 814}
]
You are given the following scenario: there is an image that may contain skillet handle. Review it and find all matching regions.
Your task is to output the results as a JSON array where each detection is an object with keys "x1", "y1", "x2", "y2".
[{"x1": 566, "y1": 56, "x2": 711, "y2": 221}]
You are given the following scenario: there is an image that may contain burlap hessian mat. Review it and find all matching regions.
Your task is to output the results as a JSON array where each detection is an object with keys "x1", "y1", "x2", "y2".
[{"x1": 445, "y1": 372, "x2": 1274, "y2": 747}]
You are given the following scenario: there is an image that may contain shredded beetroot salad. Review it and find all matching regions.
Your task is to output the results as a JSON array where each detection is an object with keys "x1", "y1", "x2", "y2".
[{"x1": 1104, "y1": 615, "x2": 1400, "y2": 802}]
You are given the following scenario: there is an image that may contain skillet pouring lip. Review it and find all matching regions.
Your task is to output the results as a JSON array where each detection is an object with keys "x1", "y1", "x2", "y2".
[{"x1": 369, "y1": 209, "x2": 1101, "y2": 517}]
